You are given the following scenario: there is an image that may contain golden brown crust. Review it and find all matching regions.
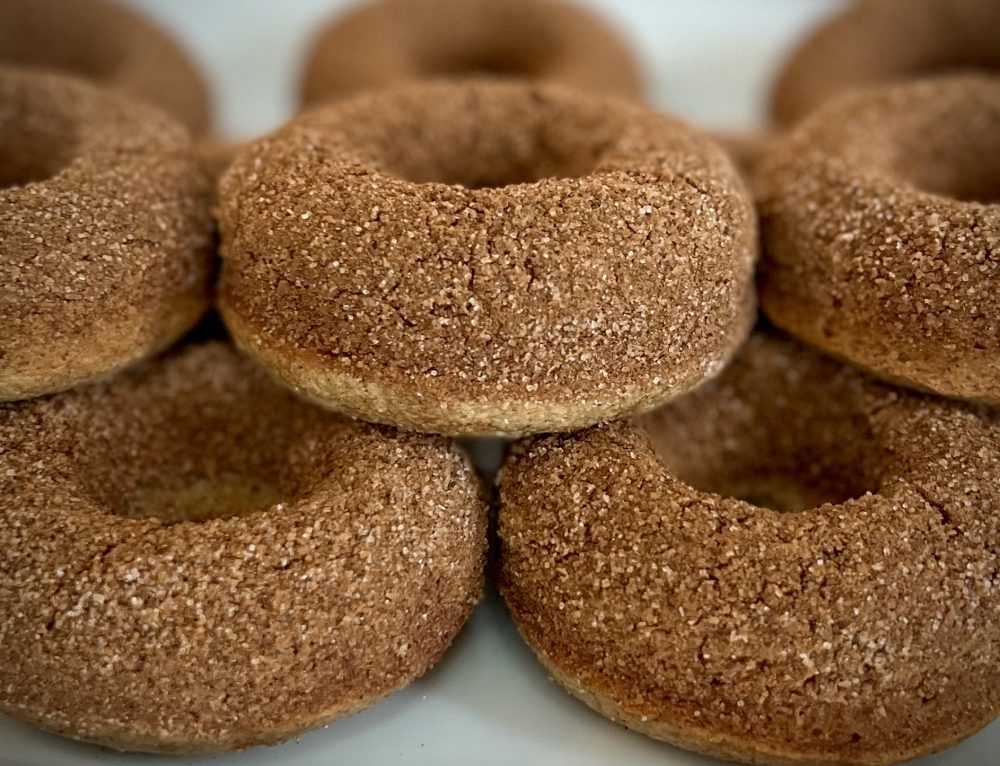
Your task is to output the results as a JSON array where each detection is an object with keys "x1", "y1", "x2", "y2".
[
  {"x1": 0, "y1": 68, "x2": 215, "y2": 402},
  {"x1": 219, "y1": 80, "x2": 757, "y2": 436},
  {"x1": 300, "y1": 0, "x2": 643, "y2": 105},
  {"x1": 0, "y1": 342, "x2": 487, "y2": 754},
  {"x1": 770, "y1": 0, "x2": 1000, "y2": 126},
  {"x1": 757, "y1": 75, "x2": 1000, "y2": 405},
  {"x1": 499, "y1": 332, "x2": 1000, "y2": 765},
  {"x1": 0, "y1": 0, "x2": 211, "y2": 133}
]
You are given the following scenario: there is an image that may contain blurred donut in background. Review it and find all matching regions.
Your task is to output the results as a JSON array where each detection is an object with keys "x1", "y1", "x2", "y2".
[
  {"x1": 0, "y1": 0, "x2": 211, "y2": 133},
  {"x1": 771, "y1": 0, "x2": 1000, "y2": 125},
  {"x1": 301, "y1": 0, "x2": 644, "y2": 105}
]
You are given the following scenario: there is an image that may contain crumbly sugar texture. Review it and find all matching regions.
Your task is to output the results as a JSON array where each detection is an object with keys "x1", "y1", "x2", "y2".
[
  {"x1": 0, "y1": 342, "x2": 488, "y2": 754},
  {"x1": 219, "y1": 79, "x2": 757, "y2": 435},
  {"x1": 0, "y1": 0, "x2": 210, "y2": 133},
  {"x1": 770, "y1": 0, "x2": 1000, "y2": 125},
  {"x1": 0, "y1": 67, "x2": 215, "y2": 401},
  {"x1": 757, "y1": 75, "x2": 1000, "y2": 405},
  {"x1": 499, "y1": 331, "x2": 1000, "y2": 766},
  {"x1": 301, "y1": 0, "x2": 643, "y2": 105}
]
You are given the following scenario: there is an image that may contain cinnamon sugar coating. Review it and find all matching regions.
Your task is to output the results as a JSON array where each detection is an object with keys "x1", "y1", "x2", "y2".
[
  {"x1": 219, "y1": 80, "x2": 757, "y2": 436},
  {"x1": 499, "y1": 332, "x2": 1000, "y2": 766},
  {"x1": 757, "y1": 75, "x2": 1000, "y2": 405},
  {"x1": 0, "y1": 342, "x2": 487, "y2": 754},
  {"x1": 301, "y1": 0, "x2": 643, "y2": 106},
  {"x1": 0, "y1": 68, "x2": 215, "y2": 402},
  {"x1": 770, "y1": 0, "x2": 1000, "y2": 126},
  {"x1": 0, "y1": 0, "x2": 211, "y2": 134}
]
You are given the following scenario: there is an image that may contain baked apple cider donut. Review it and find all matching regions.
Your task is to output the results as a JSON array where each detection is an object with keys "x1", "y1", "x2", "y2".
[
  {"x1": 301, "y1": 0, "x2": 643, "y2": 105},
  {"x1": 0, "y1": 67, "x2": 214, "y2": 402},
  {"x1": 758, "y1": 75, "x2": 1000, "y2": 405},
  {"x1": 0, "y1": 342, "x2": 487, "y2": 754},
  {"x1": 219, "y1": 80, "x2": 757, "y2": 436},
  {"x1": 499, "y1": 331, "x2": 1000, "y2": 766},
  {"x1": 771, "y1": 0, "x2": 1000, "y2": 126},
  {"x1": 0, "y1": 0, "x2": 211, "y2": 134}
]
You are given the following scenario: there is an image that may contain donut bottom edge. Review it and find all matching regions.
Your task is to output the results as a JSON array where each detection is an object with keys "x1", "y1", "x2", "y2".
[
  {"x1": 0, "y1": 291, "x2": 210, "y2": 403},
  {"x1": 217, "y1": 289, "x2": 757, "y2": 437},
  {"x1": 760, "y1": 298, "x2": 1000, "y2": 409},
  {"x1": 2, "y1": 593, "x2": 479, "y2": 755},
  {"x1": 501, "y1": 605, "x2": 990, "y2": 766}
]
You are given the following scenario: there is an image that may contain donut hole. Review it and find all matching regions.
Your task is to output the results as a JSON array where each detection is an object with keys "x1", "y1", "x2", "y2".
[
  {"x1": 72, "y1": 370, "x2": 335, "y2": 524},
  {"x1": 98, "y1": 426, "x2": 301, "y2": 524},
  {"x1": 640, "y1": 344, "x2": 883, "y2": 513},
  {"x1": 372, "y1": 122, "x2": 604, "y2": 189},
  {"x1": 0, "y1": 121, "x2": 76, "y2": 189},
  {"x1": 415, "y1": 40, "x2": 551, "y2": 82},
  {"x1": 347, "y1": 89, "x2": 616, "y2": 189},
  {"x1": 889, "y1": 95, "x2": 1000, "y2": 204},
  {"x1": 405, "y1": 2, "x2": 562, "y2": 84},
  {"x1": 120, "y1": 476, "x2": 285, "y2": 524}
]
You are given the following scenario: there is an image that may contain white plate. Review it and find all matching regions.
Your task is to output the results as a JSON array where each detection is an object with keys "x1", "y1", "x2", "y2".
[{"x1": 5, "y1": 2, "x2": 999, "y2": 764}]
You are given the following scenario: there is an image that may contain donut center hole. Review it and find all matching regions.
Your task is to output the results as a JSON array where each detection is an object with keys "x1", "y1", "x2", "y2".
[
  {"x1": 418, "y1": 43, "x2": 549, "y2": 81},
  {"x1": 892, "y1": 100, "x2": 1000, "y2": 204},
  {"x1": 73, "y1": 373, "x2": 331, "y2": 525},
  {"x1": 719, "y1": 479, "x2": 821, "y2": 515},
  {"x1": 120, "y1": 475, "x2": 285, "y2": 524},
  {"x1": 0, "y1": 123, "x2": 75, "y2": 189},
  {"x1": 653, "y1": 426, "x2": 878, "y2": 514},
  {"x1": 690, "y1": 471, "x2": 870, "y2": 515},
  {"x1": 382, "y1": 130, "x2": 602, "y2": 189},
  {"x1": 641, "y1": 348, "x2": 882, "y2": 513},
  {"x1": 353, "y1": 89, "x2": 616, "y2": 189},
  {"x1": 409, "y1": 6, "x2": 560, "y2": 83}
]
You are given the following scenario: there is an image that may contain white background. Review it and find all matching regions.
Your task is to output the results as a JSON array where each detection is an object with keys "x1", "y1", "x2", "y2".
[{"x1": 4, "y1": 1, "x2": 999, "y2": 765}]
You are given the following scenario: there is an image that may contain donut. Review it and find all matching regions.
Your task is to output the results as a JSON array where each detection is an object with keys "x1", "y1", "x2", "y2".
[
  {"x1": 0, "y1": 0, "x2": 211, "y2": 134},
  {"x1": 219, "y1": 80, "x2": 757, "y2": 436},
  {"x1": 498, "y1": 331, "x2": 1000, "y2": 766},
  {"x1": 0, "y1": 67, "x2": 214, "y2": 402},
  {"x1": 757, "y1": 75, "x2": 1000, "y2": 406},
  {"x1": 300, "y1": 0, "x2": 643, "y2": 106},
  {"x1": 771, "y1": 0, "x2": 1000, "y2": 125},
  {"x1": 0, "y1": 341, "x2": 487, "y2": 754}
]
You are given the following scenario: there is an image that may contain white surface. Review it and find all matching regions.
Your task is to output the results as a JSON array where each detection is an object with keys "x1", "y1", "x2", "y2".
[{"x1": 5, "y1": 2, "x2": 1000, "y2": 765}]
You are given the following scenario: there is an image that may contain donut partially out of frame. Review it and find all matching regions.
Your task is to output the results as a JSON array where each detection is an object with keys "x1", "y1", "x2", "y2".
[
  {"x1": 499, "y1": 331, "x2": 1000, "y2": 766},
  {"x1": 0, "y1": 342, "x2": 487, "y2": 754},
  {"x1": 0, "y1": 67, "x2": 214, "y2": 402},
  {"x1": 301, "y1": 0, "x2": 643, "y2": 105},
  {"x1": 758, "y1": 75, "x2": 1000, "y2": 406},
  {"x1": 219, "y1": 80, "x2": 756, "y2": 436},
  {"x1": 0, "y1": 0, "x2": 211, "y2": 134},
  {"x1": 770, "y1": 0, "x2": 1000, "y2": 126}
]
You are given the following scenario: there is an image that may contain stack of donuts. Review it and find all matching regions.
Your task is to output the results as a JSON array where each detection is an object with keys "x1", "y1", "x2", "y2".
[{"x1": 0, "y1": 0, "x2": 997, "y2": 763}]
